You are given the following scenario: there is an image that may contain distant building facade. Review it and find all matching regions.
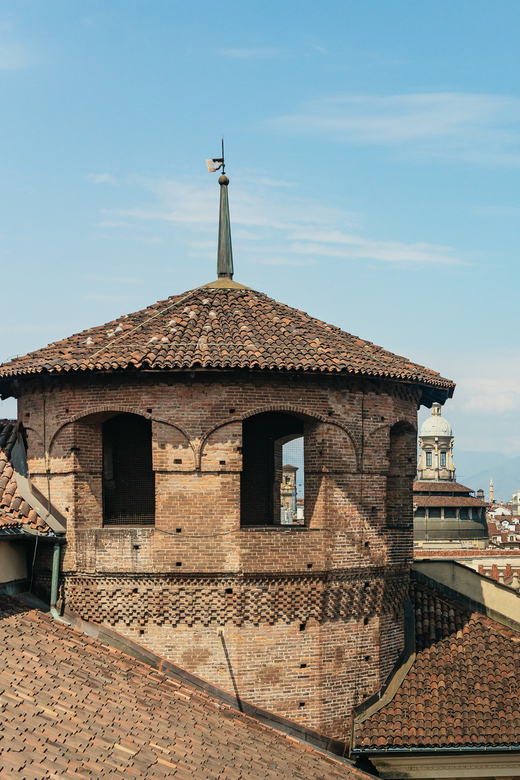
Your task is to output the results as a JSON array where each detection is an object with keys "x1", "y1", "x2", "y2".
[{"x1": 414, "y1": 403, "x2": 488, "y2": 546}]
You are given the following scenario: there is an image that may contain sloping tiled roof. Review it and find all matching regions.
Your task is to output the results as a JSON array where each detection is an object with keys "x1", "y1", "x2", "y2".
[
  {"x1": 355, "y1": 581, "x2": 520, "y2": 751},
  {"x1": 0, "y1": 421, "x2": 50, "y2": 535},
  {"x1": 0, "y1": 595, "x2": 373, "y2": 780},
  {"x1": 413, "y1": 481, "x2": 473, "y2": 494},
  {"x1": 0, "y1": 283, "x2": 454, "y2": 399},
  {"x1": 414, "y1": 495, "x2": 487, "y2": 508}
]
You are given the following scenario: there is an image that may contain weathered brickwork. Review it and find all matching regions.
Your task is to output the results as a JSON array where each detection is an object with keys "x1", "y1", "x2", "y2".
[{"x1": 20, "y1": 370, "x2": 419, "y2": 739}]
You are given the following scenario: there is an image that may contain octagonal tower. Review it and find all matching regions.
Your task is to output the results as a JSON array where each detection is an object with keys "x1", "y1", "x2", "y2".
[{"x1": 0, "y1": 174, "x2": 454, "y2": 739}]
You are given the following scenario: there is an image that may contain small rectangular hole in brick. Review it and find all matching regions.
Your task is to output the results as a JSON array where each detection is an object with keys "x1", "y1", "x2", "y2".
[
  {"x1": 174, "y1": 458, "x2": 182, "y2": 464},
  {"x1": 219, "y1": 460, "x2": 226, "y2": 465},
  {"x1": 175, "y1": 561, "x2": 182, "y2": 567},
  {"x1": 147, "y1": 408, "x2": 153, "y2": 414},
  {"x1": 300, "y1": 663, "x2": 307, "y2": 669},
  {"x1": 225, "y1": 588, "x2": 233, "y2": 595},
  {"x1": 176, "y1": 528, "x2": 182, "y2": 533},
  {"x1": 299, "y1": 702, "x2": 305, "y2": 708},
  {"x1": 307, "y1": 563, "x2": 313, "y2": 569},
  {"x1": 299, "y1": 623, "x2": 306, "y2": 632},
  {"x1": 229, "y1": 408, "x2": 235, "y2": 414}
]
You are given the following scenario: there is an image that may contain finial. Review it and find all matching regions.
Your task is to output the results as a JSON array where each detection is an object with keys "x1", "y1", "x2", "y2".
[{"x1": 206, "y1": 139, "x2": 234, "y2": 280}]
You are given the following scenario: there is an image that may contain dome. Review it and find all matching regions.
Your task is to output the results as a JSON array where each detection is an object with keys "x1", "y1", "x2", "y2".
[{"x1": 420, "y1": 403, "x2": 452, "y2": 438}]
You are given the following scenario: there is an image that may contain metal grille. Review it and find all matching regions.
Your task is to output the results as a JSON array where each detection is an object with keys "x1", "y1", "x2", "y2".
[{"x1": 103, "y1": 414, "x2": 155, "y2": 526}]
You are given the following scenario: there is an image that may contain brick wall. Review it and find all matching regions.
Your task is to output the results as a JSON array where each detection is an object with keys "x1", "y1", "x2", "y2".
[{"x1": 20, "y1": 370, "x2": 419, "y2": 739}]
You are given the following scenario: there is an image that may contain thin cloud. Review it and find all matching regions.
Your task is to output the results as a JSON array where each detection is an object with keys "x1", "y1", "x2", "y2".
[
  {"x1": 0, "y1": 42, "x2": 30, "y2": 70},
  {"x1": 417, "y1": 349, "x2": 520, "y2": 454},
  {"x1": 473, "y1": 206, "x2": 520, "y2": 217},
  {"x1": 218, "y1": 47, "x2": 285, "y2": 59},
  {"x1": 99, "y1": 174, "x2": 463, "y2": 267},
  {"x1": 98, "y1": 220, "x2": 131, "y2": 228},
  {"x1": 83, "y1": 274, "x2": 144, "y2": 285},
  {"x1": 82, "y1": 294, "x2": 139, "y2": 302},
  {"x1": 87, "y1": 173, "x2": 119, "y2": 185},
  {"x1": 268, "y1": 93, "x2": 520, "y2": 166}
]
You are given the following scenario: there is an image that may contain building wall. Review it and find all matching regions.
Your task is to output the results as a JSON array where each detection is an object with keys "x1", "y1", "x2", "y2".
[
  {"x1": 0, "y1": 540, "x2": 27, "y2": 584},
  {"x1": 19, "y1": 371, "x2": 419, "y2": 739}
]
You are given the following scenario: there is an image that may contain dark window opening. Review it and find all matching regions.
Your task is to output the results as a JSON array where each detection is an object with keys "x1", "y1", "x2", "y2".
[
  {"x1": 240, "y1": 411, "x2": 304, "y2": 526},
  {"x1": 426, "y1": 451, "x2": 433, "y2": 467},
  {"x1": 440, "y1": 451, "x2": 447, "y2": 467},
  {"x1": 386, "y1": 421, "x2": 416, "y2": 528},
  {"x1": 103, "y1": 413, "x2": 155, "y2": 526}
]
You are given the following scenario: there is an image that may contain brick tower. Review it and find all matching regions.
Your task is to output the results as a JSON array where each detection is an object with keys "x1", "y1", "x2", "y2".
[{"x1": 0, "y1": 171, "x2": 454, "y2": 739}]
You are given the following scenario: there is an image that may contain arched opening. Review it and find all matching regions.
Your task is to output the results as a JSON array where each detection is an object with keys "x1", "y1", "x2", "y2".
[
  {"x1": 240, "y1": 412, "x2": 305, "y2": 526},
  {"x1": 102, "y1": 413, "x2": 155, "y2": 526},
  {"x1": 386, "y1": 421, "x2": 416, "y2": 528}
]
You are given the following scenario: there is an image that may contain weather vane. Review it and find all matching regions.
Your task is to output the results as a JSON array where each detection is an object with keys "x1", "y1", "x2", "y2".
[{"x1": 206, "y1": 138, "x2": 225, "y2": 174}]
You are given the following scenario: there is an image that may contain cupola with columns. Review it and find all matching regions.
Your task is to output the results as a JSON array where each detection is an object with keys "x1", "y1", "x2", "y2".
[{"x1": 417, "y1": 402, "x2": 455, "y2": 481}]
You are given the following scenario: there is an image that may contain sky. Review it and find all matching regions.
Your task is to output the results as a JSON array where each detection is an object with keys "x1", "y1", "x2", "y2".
[{"x1": 1, "y1": 1, "x2": 520, "y2": 454}]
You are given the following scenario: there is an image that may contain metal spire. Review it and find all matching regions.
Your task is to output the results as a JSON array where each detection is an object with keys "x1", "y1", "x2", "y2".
[{"x1": 206, "y1": 139, "x2": 234, "y2": 280}]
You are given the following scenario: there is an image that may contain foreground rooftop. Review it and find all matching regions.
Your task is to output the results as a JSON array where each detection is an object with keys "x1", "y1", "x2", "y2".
[{"x1": 0, "y1": 594, "x2": 373, "y2": 780}]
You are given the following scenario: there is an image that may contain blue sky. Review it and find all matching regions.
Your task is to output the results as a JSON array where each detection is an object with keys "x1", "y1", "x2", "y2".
[{"x1": 1, "y1": 1, "x2": 520, "y2": 454}]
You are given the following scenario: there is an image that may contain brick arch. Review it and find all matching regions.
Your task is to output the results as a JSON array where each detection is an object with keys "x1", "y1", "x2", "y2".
[
  {"x1": 198, "y1": 408, "x2": 322, "y2": 470},
  {"x1": 387, "y1": 420, "x2": 417, "y2": 478},
  {"x1": 241, "y1": 405, "x2": 357, "y2": 449},
  {"x1": 363, "y1": 419, "x2": 416, "y2": 474},
  {"x1": 66, "y1": 405, "x2": 152, "y2": 426},
  {"x1": 21, "y1": 423, "x2": 43, "y2": 448},
  {"x1": 152, "y1": 419, "x2": 196, "y2": 471},
  {"x1": 48, "y1": 420, "x2": 75, "y2": 461},
  {"x1": 199, "y1": 420, "x2": 242, "y2": 472},
  {"x1": 241, "y1": 404, "x2": 328, "y2": 424},
  {"x1": 52, "y1": 407, "x2": 191, "y2": 452},
  {"x1": 386, "y1": 420, "x2": 417, "y2": 529},
  {"x1": 200, "y1": 408, "x2": 358, "y2": 471}
]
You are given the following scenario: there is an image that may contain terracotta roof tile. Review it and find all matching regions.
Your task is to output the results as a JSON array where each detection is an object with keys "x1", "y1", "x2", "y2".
[
  {"x1": 0, "y1": 284, "x2": 454, "y2": 399},
  {"x1": 413, "y1": 480, "x2": 474, "y2": 494},
  {"x1": 0, "y1": 595, "x2": 372, "y2": 779},
  {"x1": 0, "y1": 421, "x2": 50, "y2": 535},
  {"x1": 414, "y1": 495, "x2": 488, "y2": 508},
  {"x1": 355, "y1": 582, "x2": 520, "y2": 750}
]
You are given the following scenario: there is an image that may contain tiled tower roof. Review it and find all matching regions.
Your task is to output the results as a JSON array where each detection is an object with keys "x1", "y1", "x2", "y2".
[{"x1": 0, "y1": 281, "x2": 454, "y2": 402}]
